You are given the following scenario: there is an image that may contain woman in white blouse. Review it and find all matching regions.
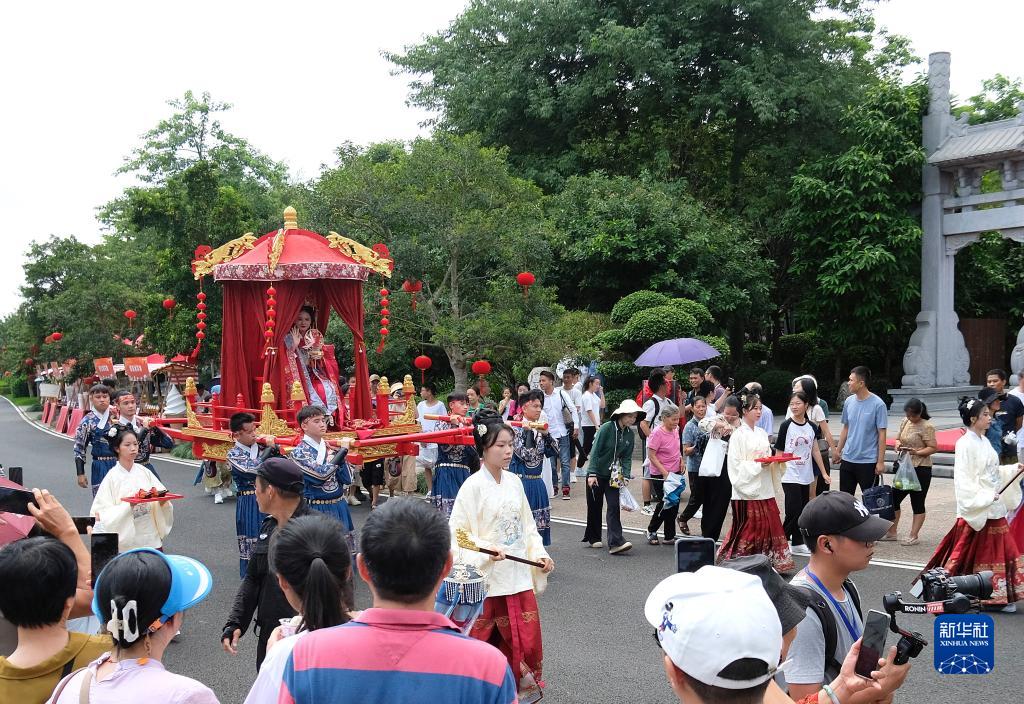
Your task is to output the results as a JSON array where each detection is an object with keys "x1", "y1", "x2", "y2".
[
  {"x1": 91, "y1": 427, "x2": 172, "y2": 552},
  {"x1": 715, "y1": 391, "x2": 794, "y2": 573},
  {"x1": 449, "y1": 410, "x2": 554, "y2": 698},
  {"x1": 921, "y1": 397, "x2": 1023, "y2": 610}
]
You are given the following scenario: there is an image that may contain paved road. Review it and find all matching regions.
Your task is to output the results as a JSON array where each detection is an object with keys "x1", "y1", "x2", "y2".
[{"x1": 2, "y1": 399, "x2": 1019, "y2": 703}]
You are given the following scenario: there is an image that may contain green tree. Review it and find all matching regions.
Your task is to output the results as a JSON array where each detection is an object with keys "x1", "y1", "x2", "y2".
[
  {"x1": 119, "y1": 90, "x2": 286, "y2": 186},
  {"x1": 548, "y1": 172, "x2": 770, "y2": 352},
  {"x1": 301, "y1": 133, "x2": 556, "y2": 389},
  {"x1": 786, "y1": 78, "x2": 926, "y2": 376}
]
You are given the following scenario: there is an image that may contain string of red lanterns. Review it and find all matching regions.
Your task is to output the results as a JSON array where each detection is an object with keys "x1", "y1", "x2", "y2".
[
  {"x1": 264, "y1": 285, "x2": 277, "y2": 352},
  {"x1": 377, "y1": 287, "x2": 390, "y2": 354}
]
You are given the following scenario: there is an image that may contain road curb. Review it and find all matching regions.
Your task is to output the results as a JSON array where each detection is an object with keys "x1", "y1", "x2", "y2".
[{"x1": 1, "y1": 396, "x2": 201, "y2": 469}]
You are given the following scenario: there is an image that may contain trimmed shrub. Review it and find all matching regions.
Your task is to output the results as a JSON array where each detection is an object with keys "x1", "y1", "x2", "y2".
[
  {"x1": 843, "y1": 345, "x2": 883, "y2": 374},
  {"x1": 603, "y1": 388, "x2": 636, "y2": 413},
  {"x1": 170, "y1": 442, "x2": 195, "y2": 460},
  {"x1": 598, "y1": 360, "x2": 640, "y2": 388},
  {"x1": 591, "y1": 328, "x2": 629, "y2": 353},
  {"x1": 773, "y1": 332, "x2": 820, "y2": 368},
  {"x1": 744, "y1": 342, "x2": 770, "y2": 363},
  {"x1": 758, "y1": 368, "x2": 798, "y2": 412},
  {"x1": 610, "y1": 291, "x2": 671, "y2": 324},
  {"x1": 670, "y1": 298, "x2": 713, "y2": 330},
  {"x1": 696, "y1": 335, "x2": 731, "y2": 369},
  {"x1": 624, "y1": 306, "x2": 697, "y2": 346}
]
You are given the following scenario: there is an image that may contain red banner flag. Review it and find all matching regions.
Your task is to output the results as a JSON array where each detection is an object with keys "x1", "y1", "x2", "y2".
[
  {"x1": 122, "y1": 357, "x2": 149, "y2": 381},
  {"x1": 93, "y1": 357, "x2": 115, "y2": 378}
]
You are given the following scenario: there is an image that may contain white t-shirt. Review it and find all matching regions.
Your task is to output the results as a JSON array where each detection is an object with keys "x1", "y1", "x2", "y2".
[
  {"x1": 416, "y1": 400, "x2": 447, "y2": 432},
  {"x1": 1009, "y1": 387, "x2": 1024, "y2": 404},
  {"x1": 565, "y1": 386, "x2": 583, "y2": 413},
  {"x1": 580, "y1": 391, "x2": 601, "y2": 427},
  {"x1": 243, "y1": 631, "x2": 306, "y2": 704},
  {"x1": 543, "y1": 389, "x2": 578, "y2": 438},
  {"x1": 775, "y1": 418, "x2": 822, "y2": 485},
  {"x1": 642, "y1": 394, "x2": 668, "y2": 438}
]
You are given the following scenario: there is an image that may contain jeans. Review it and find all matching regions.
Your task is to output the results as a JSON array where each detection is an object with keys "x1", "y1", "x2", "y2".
[
  {"x1": 553, "y1": 434, "x2": 573, "y2": 487},
  {"x1": 583, "y1": 476, "x2": 625, "y2": 548}
]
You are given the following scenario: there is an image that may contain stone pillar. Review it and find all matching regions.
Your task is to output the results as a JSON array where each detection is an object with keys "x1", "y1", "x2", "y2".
[{"x1": 894, "y1": 53, "x2": 975, "y2": 411}]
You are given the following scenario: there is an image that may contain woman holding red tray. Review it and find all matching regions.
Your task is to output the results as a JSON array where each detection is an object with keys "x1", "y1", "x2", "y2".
[
  {"x1": 776, "y1": 390, "x2": 829, "y2": 557},
  {"x1": 91, "y1": 427, "x2": 173, "y2": 552},
  {"x1": 716, "y1": 391, "x2": 794, "y2": 572}
]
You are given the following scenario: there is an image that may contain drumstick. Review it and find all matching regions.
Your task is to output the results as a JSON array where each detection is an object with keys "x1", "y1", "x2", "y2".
[{"x1": 455, "y1": 528, "x2": 545, "y2": 568}]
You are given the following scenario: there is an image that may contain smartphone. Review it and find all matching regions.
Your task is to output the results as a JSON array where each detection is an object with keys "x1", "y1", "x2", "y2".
[
  {"x1": 90, "y1": 533, "x2": 119, "y2": 587},
  {"x1": 728, "y1": 377, "x2": 735, "y2": 390},
  {"x1": 675, "y1": 536, "x2": 716, "y2": 573},
  {"x1": 72, "y1": 516, "x2": 96, "y2": 534},
  {"x1": 0, "y1": 486, "x2": 37, "y2": 515},
  {"x1": 8, "y1": 466, "x2": 22, "y2": 486},
  {"x1": 855, "y1": 609, "x2": 891, "y2": 678}
]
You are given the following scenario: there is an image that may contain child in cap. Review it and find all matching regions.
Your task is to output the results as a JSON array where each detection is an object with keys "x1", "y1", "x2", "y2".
[
  {"x1": 48, "y1": 548, "x2": 217, "y2": 703},
  {"x1": 644, "y1": 566, "x2": 782, "y2": 704}
]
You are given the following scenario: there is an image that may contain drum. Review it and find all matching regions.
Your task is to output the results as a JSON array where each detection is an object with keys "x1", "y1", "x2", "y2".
[{"x1": 434, "y1": 563, "x2": 487, "y2": 634}]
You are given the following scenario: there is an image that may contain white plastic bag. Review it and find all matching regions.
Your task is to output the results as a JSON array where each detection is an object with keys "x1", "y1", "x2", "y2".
[
  {"x1": 619, "y1": 483, "x2": 641, "y2": 512},
  {"x1": 893, "y1": 451, "x2": 921, "y2": 491},
  {"x1": 698, "y1": 438, "x2": 728, "y2": 477}
]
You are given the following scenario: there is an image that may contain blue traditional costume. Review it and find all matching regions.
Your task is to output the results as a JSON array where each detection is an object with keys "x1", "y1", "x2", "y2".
[
  {"x1": 289, "y1": 435, "x2": 355, "y2": 551},
  {"x1": 74, "y1": 408, "x2": 116, "y2": 496},
  {"x1": 509, "y1": 425, "x2": 556, "y2": 546},
  {"x1": 115, "y1": 416, "x2": 173, "y2": 478},
  {"x1": 226, "y1": 441, "x2": 269, "y2": 578},
  {"x1": 431, "y1": 420, "x2": 479, "y2": 517}
]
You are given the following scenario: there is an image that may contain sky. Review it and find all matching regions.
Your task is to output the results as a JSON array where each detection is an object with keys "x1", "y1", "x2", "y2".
[{"x1": 0, "y1": 0, "x2": 1020, "y2": 316}]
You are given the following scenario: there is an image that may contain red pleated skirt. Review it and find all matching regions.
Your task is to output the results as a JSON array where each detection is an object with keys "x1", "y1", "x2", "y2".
[
  {"x1": 923, "y1": 517, "x2": 1024, "y2": 605},
  {"x1": 718, "y1": 498, "x2": 795, "y2": 573},
  {"x1": 470, "y1": 590, "x2": 544, "y2": 693}
]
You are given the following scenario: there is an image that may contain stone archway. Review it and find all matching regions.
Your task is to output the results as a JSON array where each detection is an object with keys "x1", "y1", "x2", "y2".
[{"x1": 892, "y1": 52, "x2": 1024, "y2": 411}]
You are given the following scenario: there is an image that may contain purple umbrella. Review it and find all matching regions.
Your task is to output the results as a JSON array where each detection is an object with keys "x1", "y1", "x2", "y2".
[{"x1": 634, "y1": 338, "x2": 720, "y2": 367}]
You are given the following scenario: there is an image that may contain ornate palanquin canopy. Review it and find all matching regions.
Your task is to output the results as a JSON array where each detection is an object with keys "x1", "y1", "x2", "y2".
[
  {"x1": 191, "y1": 207, "x2": 392, "y2": 419},
  {"x1": 192, "y1": 207, "x2": 392, "y2": 282}
]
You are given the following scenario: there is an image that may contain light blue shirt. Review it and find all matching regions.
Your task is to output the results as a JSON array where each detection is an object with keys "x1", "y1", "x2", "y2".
[
  {"x1": 840, "y1": 393, "x2": 888, "y2": 463},
  {"x1": 756, "y1": 403, "x2": 774, "y2": 437}
]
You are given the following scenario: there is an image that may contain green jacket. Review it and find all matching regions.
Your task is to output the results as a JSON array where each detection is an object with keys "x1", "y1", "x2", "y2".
[{"x1": 586, "y1": 419, "x2": 635, "y2": 479}]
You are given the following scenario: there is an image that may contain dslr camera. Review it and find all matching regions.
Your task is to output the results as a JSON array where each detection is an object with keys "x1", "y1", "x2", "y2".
[{"x1": 916, "y1": 567, "x2": 993, "y2": 603}]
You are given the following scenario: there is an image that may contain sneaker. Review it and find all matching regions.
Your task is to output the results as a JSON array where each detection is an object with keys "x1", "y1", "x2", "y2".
[
  {"x1": 646, "y1": 531, "x2": 659, "y2": 545},
  {"x1": 1000, "y1": 603, "x2": 1017, "y2": 613},
  {"x1": 570, "y1": 474, "x2": 578, "y2": 483},
  {"x1": 790, "y1": 544, "x2": 811, "y2": 556},
  {"x1": 345, "y1": 495, "x2": 359, "y2": 506},
  {"x1": 641, "y1": 505, "x2": 655, "y2": 516},
  {"x1": 588, "y1": 541, "x2": 603, "y2": 548},
  {"x1": 661, "y1": 538, "x2": 676, "y2": 545},
  {"x1": 562, "y1": 487, "x2": 571, "y2": 500},
  {"x1": 213, "y1": 492, "x2": 224, "y2": 505},
  {"x1": 609, "y1": 542, "x2": 633, "y2": 555}
]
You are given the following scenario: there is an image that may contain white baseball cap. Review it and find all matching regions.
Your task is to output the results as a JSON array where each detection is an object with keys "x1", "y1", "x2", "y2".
[{"x1": 644, "y1": 566, "x2": 782, "y2": 689}]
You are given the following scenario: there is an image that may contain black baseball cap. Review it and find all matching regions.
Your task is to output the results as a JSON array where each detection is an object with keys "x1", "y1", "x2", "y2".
[
  {"x1": 798, "y1": 492, "x2": 892, "y2": 543},
  {"x1": 978, "y1": 387, "x2": 999, "y2": 406},
  {"x1": 257, "y1": 457, "x2": 305, "y2": 493},
  {"x1": 720, "y1": 555, "x2": 815, "y2": 633}
]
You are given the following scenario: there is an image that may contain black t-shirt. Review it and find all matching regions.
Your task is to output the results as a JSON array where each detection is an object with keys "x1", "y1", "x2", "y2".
[{"x1": 996, "y1": 393, "x2": 1024, "y2": 434}]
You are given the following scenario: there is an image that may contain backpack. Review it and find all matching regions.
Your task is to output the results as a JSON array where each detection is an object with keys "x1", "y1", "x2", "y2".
[
  {"x1": 639, "y1": 396, "x2": 661, "y2": 439},
  {"x1": 799, "y1": 579, "x2": 862, "y2": 683}
]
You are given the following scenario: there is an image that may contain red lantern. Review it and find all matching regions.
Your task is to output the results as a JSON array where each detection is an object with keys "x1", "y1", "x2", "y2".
[
  {"x1": 401, "y1": 279, "x2": 423, "y2": 311},
  {"x1": 51, "y1": 332, "x2": 62, "y2": 342},
  {"x1": 162, "y1": 298, "x2": 176, "y2": 310},
  {"x1": 124, "y1": 309, "x2": 137, "y2": 329},
  {"x1": 380, "y1": 327, "x2": 389, "y2": 336},
  {"x1": 24, "y1": 358, "x2": 33, "y2": 367},
  {"x1": 44, "y1": 334, "x2": 53, "y2": 345},
  {"x1": 372, "y1": 243, "x2": 391, "y2": 259},
  {"x1": 471, "y1": 360, "x2": 492, "y2": 377},
  {"x1": 516, "y1": 271, "x2": 536, "y2": 298},
  {"x1": 414, "y1": 354, "x2": 432, "y2": 384}
]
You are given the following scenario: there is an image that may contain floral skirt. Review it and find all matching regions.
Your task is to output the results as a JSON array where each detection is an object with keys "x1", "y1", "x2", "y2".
[
  {"x1": 471, "y1": 590, "x2": 544, "y2": 700},
  {"x1": 432, "y1": 464, "x2": 470, "y2": 517},
  {"x1": 717, "y1": 498, "x2": 794, "y2": 573},
  {"x1": 923, "y1": 517, "x2": 1024, "y2": 605}
]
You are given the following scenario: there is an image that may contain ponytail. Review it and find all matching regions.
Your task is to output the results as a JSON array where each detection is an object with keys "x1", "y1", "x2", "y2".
[{"x1": 270, "y1": 514, "x2": 352, "y2": 633}]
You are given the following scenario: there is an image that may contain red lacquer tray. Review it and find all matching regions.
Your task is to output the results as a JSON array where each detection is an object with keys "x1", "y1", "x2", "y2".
[
  {"x1": 122, "y1": 493, "x2": 184, "y2": 504},
  {"x1": 755, "y1": 454, "x2": 800, "y2": 464}
]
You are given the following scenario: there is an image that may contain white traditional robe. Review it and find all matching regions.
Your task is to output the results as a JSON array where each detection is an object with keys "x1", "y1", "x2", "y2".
[
  {"x1": 727, "y1": 422, "x2": 780, "y2": 500},
  {"x1": 954, "y1": 430, "x2": 1023, "y2": 531},
  {"x1": 449, "y1": 465, "x2": 550, "y2": 596},
  {"x1": 91, "y1": 462, "x2": 173, "y2": 551}
]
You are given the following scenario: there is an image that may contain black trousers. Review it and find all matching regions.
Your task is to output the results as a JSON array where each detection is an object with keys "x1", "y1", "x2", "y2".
[
  {"x1": 255, "y1": 620, "x2": 274, "y2": 671},
  {"x1": 647, "y1": 477, "x2": 678, "y2": 540},
  {"x1": 839, "y1": 460, "x2": 877, "y2": 495},
  {"x1": 782, "y1": 483, "x2": 811, "y2": 545},
  {"x1": 891, "y1": 466, "x2": 933, "y2": 514},
  {"x1": 577, "y1": 426, "x2": 597, "y2": 466},
  {"x1": 582, "y1": 476, "x2": 625, "y2": 548},
  {"x1": 678, "y1": 471, "x2": 704, "y2": 522},
  {"x1": 700, "y1": 466, "x2": 732, "y2": 541}
]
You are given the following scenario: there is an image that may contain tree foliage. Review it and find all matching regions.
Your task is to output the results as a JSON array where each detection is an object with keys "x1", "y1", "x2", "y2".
[{"x1": 787, "y1": 78, "x2": 926, "y2": 358}]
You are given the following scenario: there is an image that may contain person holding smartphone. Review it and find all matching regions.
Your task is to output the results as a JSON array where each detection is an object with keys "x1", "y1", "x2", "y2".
[{"x1": 785, "y1": 492, "x2": 910, "y2": 701}]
